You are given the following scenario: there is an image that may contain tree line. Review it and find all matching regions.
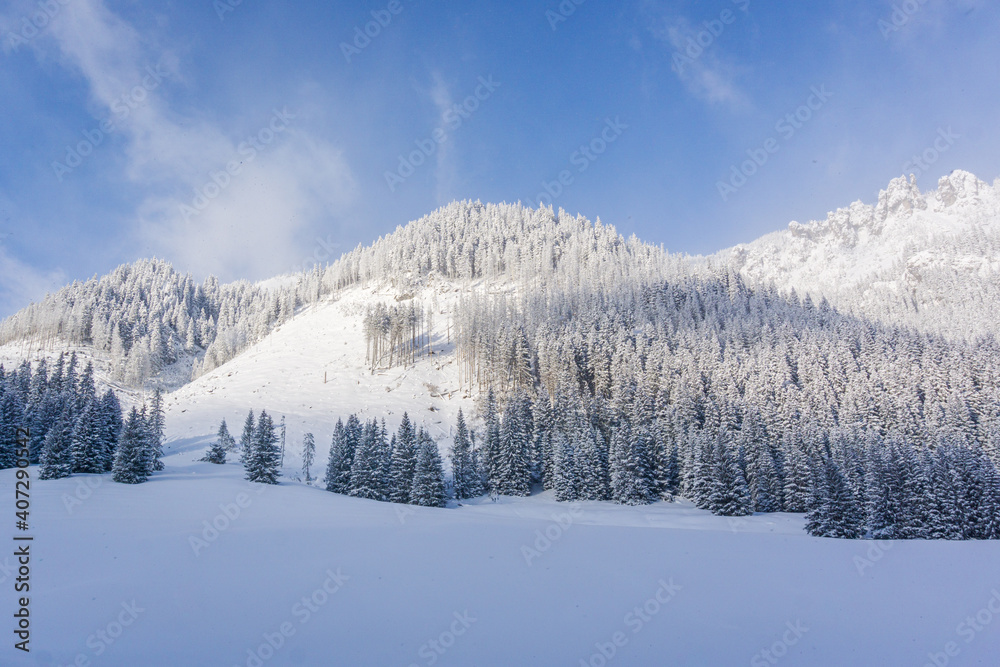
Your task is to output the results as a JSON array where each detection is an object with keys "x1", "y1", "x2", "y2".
[{"x1": 0, "y1": 353, "x2": 165, "y2": 484}]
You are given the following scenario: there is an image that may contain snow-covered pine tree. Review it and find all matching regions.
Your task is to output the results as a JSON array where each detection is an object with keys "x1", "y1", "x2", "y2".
[
  {"x1": 482, "y1": 388, "x2": 501, "y2": 492},
  {"x1": 148, "y1": 388, "x2": 166, "y2": 471},
  {"x1": 411, "y1": 433, "x2": 446, "y2": 507},
  {"x1": 552, "y1": 430, "x2": 579, "y2": 502},
  {"x1": 707, "y1": 436, "x2": 752, "y2": 516},
  {"x1": 113, "y1": 408, "x2": 151, "y2": 484},
  {"x1": 39, "y1": 408, "x2": 74, "y2": 480},
  {"x1": 609, "y1": 421, "x2": 654, "y2": 506},
  {"x1": 245, "y1": 410, "x2": 280, "y2": 484},
  {"x1": 302, "y1": 432, "x2": 316, "y2": 482},
  {"x1": 204, "y1": 420, "x2": 231, "y2": 464},
  {"x1": 324, "y1": 419, "x2": 346, "y2": 493},
  {"x1": 451, "y1": 409, "x2": 484, "y2": 500},
  {"x1": 781, "y1": 435, "x2": 812, "y2": 514},
  {"x1": 388, "y1": 413, "x2": 418, "y2": 503},
  {"x1": 806, "y1": 456, "x2": 863, "y2": 538},
  {"x1": 495, "y1": 392, "x2": 531, "y2": 496},
  {"x1": 97, "y1": 389, "x2": 123, "y2": 471},
  {"x1": 239, "y1": 409, "x2": 255, "y2": 464},
  {"x1": 70, "y1": 401, "x2": 105, "y2": 474},
  {"x1": 349, "y1": 418, "x2": 387, "y2": 500}
]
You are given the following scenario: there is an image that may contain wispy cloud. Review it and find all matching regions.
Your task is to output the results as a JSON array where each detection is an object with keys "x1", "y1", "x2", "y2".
[
  {"x1": 640, "y1": 4, "x2": 752, "y2": 111},
  {"x1": 10, "y1": 0, "x2": 356, "y2": 282}
]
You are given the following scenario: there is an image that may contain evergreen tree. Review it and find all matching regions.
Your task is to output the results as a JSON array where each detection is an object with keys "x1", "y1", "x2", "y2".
[
  {"x1": 148, "y1": 388, "x2": 166, "y2": 471},
  {"x1": 113, "y1": 408, "x2": 151, "y2": 484},
  {"x1": 451, "y1": 410, "x2": 484, "y2": 499},
  {"x1": 70, "y1": 401, "x2": 105, "y2": 474},
  {"x1": 349, "y1": 419, "x2": 387, "y2": 500},
  {"x1": 302, "y1": 432, "x2": 316, "y2": 482},
  {"x1": 707, "y1": 437, "x2": 752, "y2": 516},
  {"x1": 806, "y1": 456, "x2": 863, "y2": 538},
  {"x1": 388, "y1": 414, "x2": 418, "y2": 503},
  {"x1": 411, "y1": 434, "x2": 447, "y2": 507},
  {"x1": 97, "y1": 389, "x2": 123, "y2": 472},
  {"x1": 495, "y1": 393, "x2": 531, "y2": 496},
  {"x1": 239, "y1": 409, "x2": 255, "y2": 463},
  {"x1": 203, "y1": 420, "x2": 231, "y2": 464},
  {"x1": 245, "y1": 410, "x2": 280, "y2": 484},
  {"x1": 609, "y1": 422, "x2": 654, "y2": 505},
  {"x1": 552, "y1": 430, "x2": 579, "y2": 502},
  {"x1": 39, "y1": 408, "x2": 74, "y2": 480}
]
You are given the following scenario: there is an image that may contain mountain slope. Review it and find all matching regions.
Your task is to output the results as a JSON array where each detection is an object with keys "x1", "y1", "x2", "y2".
[{"x1": 715, "y1": 170, "x2": 1000, "y2": 340}]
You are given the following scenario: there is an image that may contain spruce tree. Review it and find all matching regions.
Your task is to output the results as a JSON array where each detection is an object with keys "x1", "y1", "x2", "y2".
[
  {"x1": 349, "y1": 419, "x2": 386, "y2": 500},
  {"x1": 707, "y1": 437, "x2": 752, "y2": 516},
  {"x1": 552, "y1": 430, "x2": 578, "y2": 502},
  {"x1": 203, "y1": 419, "x2": 231, "y2": 464},
  {"x1": 388, "y1": 414, "x2": 418, "y2": 503},
  {"x1": 245, "y1": 410, "x2": 280, "y2": 484},
  {"x1": 451, "y1": 410, "x2": 484, "y2": 499},
  {"x1": 98, "y1": 389, "x2": 123, "y2": 472},
  {"x1": 411, "y1": 435, "x2": 446, "y2": 507},
  {"x1": 70, "y1": 401, "x2": 105, "y2": 474},
  {"x1": 113, "y1": 408, "x2": 151, "y2": 484},
  {"x1": 495, "y1": 394, "x2": 531, "y2": 496},
  {"x1": 240, "y1": 409, "x2": 255, "y2": 463},
  {"x1": 39, "y1": 408, "x2": 74, "y2": 480},
  {"x1": 302, "y1": 432, "x2": 316, "y2": 482},
  {"x1": 148, "y1": 388, "x2": 166, "y2": 471}
]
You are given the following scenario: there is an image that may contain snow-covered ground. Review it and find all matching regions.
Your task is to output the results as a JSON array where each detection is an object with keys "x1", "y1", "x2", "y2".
[
  {"x1": 165, "y1": 282, "x2": 475, "y2": 475},
  {"x1": 4, "y1": 457, "x2": 1000, "y2": 666}
]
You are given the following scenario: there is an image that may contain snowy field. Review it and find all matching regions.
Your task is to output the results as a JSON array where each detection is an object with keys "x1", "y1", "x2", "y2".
[{"x1": 4, "y1": 456, "x2": 1000, "y2": 666}]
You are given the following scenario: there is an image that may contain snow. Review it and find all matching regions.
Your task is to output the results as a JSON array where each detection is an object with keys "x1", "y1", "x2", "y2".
[
  {"x1": 4, "y1": 460, "x2": 1000, "y2": 666},
  {"x1": 165, "y1": 282, "x2": 475, "y2": 474},
  {"x1": 713, "y1": 170, "x2": 1000, "y2": 339}
]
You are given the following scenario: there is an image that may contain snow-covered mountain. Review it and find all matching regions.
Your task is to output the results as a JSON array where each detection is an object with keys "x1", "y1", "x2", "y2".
[{"x1": 715, "y1": 170, "x2": 1000, "y2": 340}]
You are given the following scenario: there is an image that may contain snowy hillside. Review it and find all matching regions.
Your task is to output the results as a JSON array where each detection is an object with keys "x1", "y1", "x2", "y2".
[
  {"x1": 716, "y1": 170, "x2": 1000, "y2": 340},
  {"x1": 166, "y1": 279, "x2": 476, "y2": 474}
]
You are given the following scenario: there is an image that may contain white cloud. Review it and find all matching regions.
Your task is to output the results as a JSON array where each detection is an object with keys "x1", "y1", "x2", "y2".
[
  {"x1": 642, "y1": 7, "x2": 752, "y2": 111},
  {"x1": 18, "y1": 0, "x2": 356, "y2": 282}
]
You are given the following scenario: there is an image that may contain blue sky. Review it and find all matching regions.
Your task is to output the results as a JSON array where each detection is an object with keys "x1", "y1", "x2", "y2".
[{"x1": 0, "y1": 0, "x2": 996, "y2": 316}]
